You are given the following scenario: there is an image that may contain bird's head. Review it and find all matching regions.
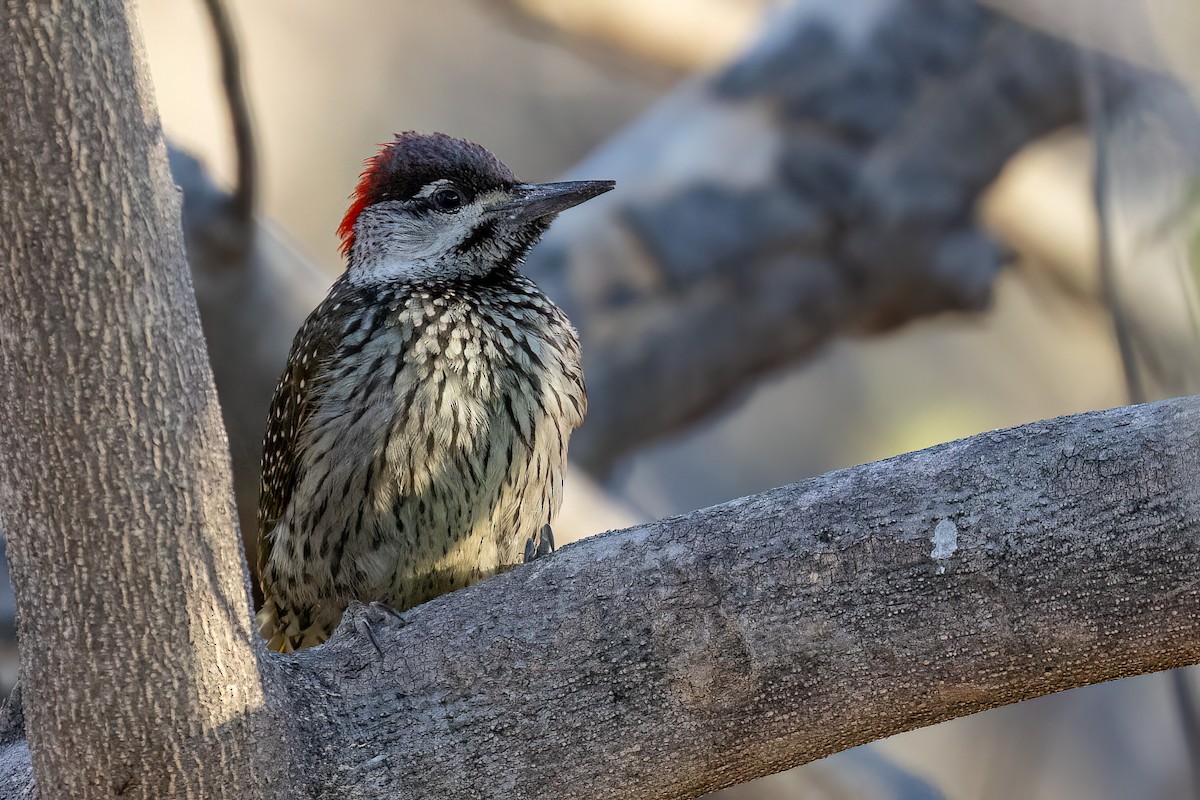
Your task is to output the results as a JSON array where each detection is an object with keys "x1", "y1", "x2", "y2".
[{"x1": 338, "y1": 132, "x2": 614, "y2": 285}]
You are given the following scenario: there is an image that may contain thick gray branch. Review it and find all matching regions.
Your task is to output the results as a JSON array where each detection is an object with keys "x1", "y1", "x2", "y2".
[{"x1": 264, "y1": 395, "x2": 1199, "y2": 799}]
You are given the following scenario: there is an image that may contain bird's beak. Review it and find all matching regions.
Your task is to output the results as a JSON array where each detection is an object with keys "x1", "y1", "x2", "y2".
[{"x1": 500, "y1": 180, "x2": 616, "y2": 225}]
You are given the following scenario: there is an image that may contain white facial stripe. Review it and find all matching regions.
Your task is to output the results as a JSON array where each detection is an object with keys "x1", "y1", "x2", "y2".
[{"x1": 348, "y1": 200, "x2": 495, "y2": 284}]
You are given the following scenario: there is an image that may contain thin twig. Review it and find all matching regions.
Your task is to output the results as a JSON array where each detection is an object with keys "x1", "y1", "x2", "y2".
[
  {"x1": 200, "y1": 0, "x2": 256, "y2": 220},
  {"x1": 1084, "y1": 53, "x2": 1145, "y2": 404}
]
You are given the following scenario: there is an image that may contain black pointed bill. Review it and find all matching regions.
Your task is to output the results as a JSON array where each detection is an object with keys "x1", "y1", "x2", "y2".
[{"x1": 502, "y1": 180, "x2": 616, "y2": 225}]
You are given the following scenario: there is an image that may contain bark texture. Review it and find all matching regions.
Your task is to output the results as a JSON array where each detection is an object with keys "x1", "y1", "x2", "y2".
[{"x1": 0, "y1": 2, "x2": 276, "y2": 798}]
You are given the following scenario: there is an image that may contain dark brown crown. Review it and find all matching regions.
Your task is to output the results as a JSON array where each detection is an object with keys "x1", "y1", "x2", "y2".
[{"x1": 338, "y1": 132, "x2": 518, "y2": 256}]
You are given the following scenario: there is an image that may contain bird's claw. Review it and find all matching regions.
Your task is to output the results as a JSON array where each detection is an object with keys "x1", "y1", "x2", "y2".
[
  {"x1": 523, "y1": 523, "x2": 556, "y2": 563},
  {"x1": 354, "y1": 600, "x2": 405, "y2": 658},
  {"x1": 368, "y1": 599, "x2": 406, "y2": 623}
]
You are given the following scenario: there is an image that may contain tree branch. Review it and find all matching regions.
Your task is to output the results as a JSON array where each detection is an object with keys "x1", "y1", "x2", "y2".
[
  {"x1": 488, "y1": 0, "x2": 757, "y2": 73},
  {"x1": 246, "y1": 397, "x2": 1200, "y2": 797}
]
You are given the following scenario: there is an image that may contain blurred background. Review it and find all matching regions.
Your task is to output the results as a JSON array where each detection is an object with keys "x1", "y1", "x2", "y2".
[{"x1": 17, "y1": 0, "x2": 1200, "y2": 797}]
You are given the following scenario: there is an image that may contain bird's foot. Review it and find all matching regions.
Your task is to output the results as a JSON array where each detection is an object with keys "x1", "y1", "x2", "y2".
[
  {"x1": 352, "y1": 600, "x2": 405, "y2": 658},
  {"x1": 523, "y1": 523, "x2": 556, "y2": 563}
]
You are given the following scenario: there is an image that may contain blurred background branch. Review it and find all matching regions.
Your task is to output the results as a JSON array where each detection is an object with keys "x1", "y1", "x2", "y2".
[
  {"x1": 488, "y1": 0, "x2": 762, "y2": 73},
  {"x1": 530, "y1": 4, "x2": 1103, "y2": 471},
  {"x1": 199, "y1": 0, "x2": 256, "y2": 221}
]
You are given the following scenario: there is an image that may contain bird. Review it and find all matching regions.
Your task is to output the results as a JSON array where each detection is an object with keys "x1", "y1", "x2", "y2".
[{"x1": 256, "y1": 131, "x2": 613, "y2": 652}]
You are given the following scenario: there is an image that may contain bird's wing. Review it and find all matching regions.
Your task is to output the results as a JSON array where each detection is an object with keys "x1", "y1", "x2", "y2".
[{"x1": 256, "y1": 292, "x2": 344, "y2": 579}]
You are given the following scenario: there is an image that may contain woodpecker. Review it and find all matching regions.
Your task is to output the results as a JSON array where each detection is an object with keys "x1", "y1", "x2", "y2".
[{"x1": 256, "y1": 132, "x2": 613, "y2": 652}]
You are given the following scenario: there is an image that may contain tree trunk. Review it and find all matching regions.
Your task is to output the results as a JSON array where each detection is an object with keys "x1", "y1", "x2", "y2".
[{"x1": 0, "y1": 2, "x2": 275, "y2": 797}]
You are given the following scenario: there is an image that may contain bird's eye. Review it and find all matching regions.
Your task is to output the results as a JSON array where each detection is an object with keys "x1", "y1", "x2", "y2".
[{"x1": 431, "y1": 188, "x2": 463, "y2": 212}]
